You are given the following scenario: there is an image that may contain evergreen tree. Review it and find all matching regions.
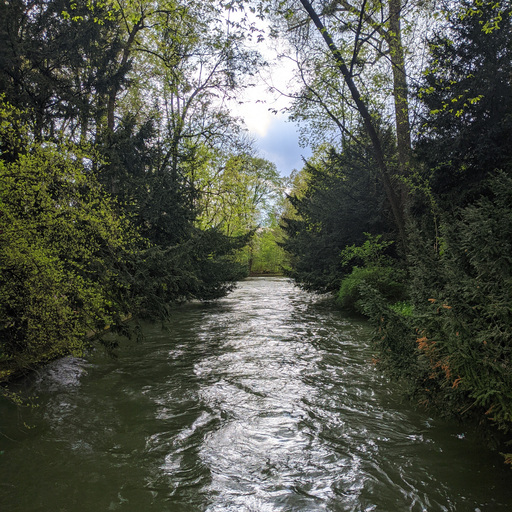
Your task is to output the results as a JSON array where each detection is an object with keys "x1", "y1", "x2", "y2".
[
  {"x1": 416, "y1": 0, "x2": 512, "y2": 208},
  {"x1": 369, "y1": 0, "x2": 512, "y2": 442},
  {"x1": 281, "y1": 126, "x2": 397, "y2": 292},
  {"x1": 0, "y1": 0, "x2": 125, "y2": 140}
]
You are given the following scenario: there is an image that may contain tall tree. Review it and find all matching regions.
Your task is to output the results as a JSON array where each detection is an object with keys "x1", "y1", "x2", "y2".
[
  {"x1": 315, "y1": 0, "x2": 414, "y2": 175},
  {"x1": 281, "y1": 124, "x2": 396, "y2": 291},
  {"x1": 416, "y1": 0, "x2": 512, "y2": 208},
  {"x1": 0, "y1": 0, "x2": 125, "y2": 141},
  {"x1": 291, "y1": 0, "x2": 407, "y2": 247},
  {"x1": 252, "y1": 0, "x2": 424, "y2": 248}
]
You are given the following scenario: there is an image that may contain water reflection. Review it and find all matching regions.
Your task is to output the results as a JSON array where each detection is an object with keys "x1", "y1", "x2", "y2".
[{"x1": 1, "y1": 278, "x2": 511, "y2": 512}]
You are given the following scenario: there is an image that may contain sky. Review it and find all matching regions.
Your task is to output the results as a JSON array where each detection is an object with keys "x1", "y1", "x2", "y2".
[
  {"x1": 254, "y1": 115, "x2": 311, "y2": 177},
  {"x1": 237, "y1": 101, "x2": 312, "y2": 177},
  {"x1": 225, "y1": 20, "x2": 312, "y2": 177}
]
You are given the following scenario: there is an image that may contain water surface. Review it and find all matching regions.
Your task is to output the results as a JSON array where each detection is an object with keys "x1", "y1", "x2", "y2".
[{"x1": 1, "y1": 277, "x2": 511, "y2": 511}]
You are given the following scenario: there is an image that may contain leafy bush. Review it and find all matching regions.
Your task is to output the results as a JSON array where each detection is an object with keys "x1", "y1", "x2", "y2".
[
  {"x1": 0, "y1": 103, "x2": 138, "y2": 371},
  {"x1": 340, "y1": 233, "x2": 395, "y2": 268},
  {"x1": 369, "y1": 172, "x2": 512, "y2": 436},
  {"x1": 413, "y1": 171, "x2": 512, "y2": 432},
  {"x1": 336, "y1": 233, "x2": 406, "y2": 314},
  {"x1": 336, "y1": 265, "x2": 406, "y2": 314},
  {"x1": 389, "y1": 301, "x2": 414, "y2": 317}
]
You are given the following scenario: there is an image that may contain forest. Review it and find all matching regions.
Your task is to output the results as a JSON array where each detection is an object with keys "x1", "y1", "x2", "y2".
[{"x1": 1, "y1": 0, "x2": 511, "y2": 457}]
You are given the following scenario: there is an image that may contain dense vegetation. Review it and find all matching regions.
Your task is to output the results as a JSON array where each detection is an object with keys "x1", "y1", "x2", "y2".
[
  {"x1": 1, "y1": 0, "x2": 511, "y2": 461},
  {"x1": 0, "y1": 0, "x2": 286, "y2": 379},
  {"x1": 280, "y1": 0, "x2": 512, "y2": 455}
]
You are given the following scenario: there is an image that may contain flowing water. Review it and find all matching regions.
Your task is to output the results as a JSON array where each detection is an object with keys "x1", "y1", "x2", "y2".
[{"x1": 1, "y1": 277, "x2": 511, "y2": 511}]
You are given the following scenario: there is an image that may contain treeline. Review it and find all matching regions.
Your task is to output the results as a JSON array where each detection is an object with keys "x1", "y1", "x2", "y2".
[
  {"x1": 279, "y1": 0, "x2": 512, "y2": 452},
  {"x1": 3, "y1": 0, "x2": 511, "y2": 452},
  {"x1": 0, "y1": 0, "x2": 286, "y2": 379}
]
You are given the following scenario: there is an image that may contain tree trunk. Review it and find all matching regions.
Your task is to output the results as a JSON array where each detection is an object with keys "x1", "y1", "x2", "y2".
[
  {"x1": 387, "y1": 0, "x2": 412, "y2": 181},
  {"x1": 107, "y1": 20, "x2": 143, "y2": 131},
  {"x1": 297, "y1": 0, "x2": 407, "y2": 250}
]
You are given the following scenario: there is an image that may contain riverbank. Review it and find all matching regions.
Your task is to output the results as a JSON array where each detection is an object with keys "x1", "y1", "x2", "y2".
[
  {"x1": 248, "y1": 272, "x2": 284, "y2": 277},
  {"x1": 0, "y1": 314, "x2": 134, "y2": 384},
  {"x1": 0, "y1": 348, "x2": 66, "y2": 384}
]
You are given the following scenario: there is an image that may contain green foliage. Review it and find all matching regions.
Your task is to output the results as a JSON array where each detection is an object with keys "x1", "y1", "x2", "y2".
[
  {"x1": 250, "y1": 226, "x2": 289, "y2": 274},
  {"x1": 0, "y1": 103, "x2": 137, "y2": 369},
  {"x1": 336, "y1": 266, "x2": 406, "y2": 314},
  {"x1": 418, "y1": 171, "x2": 512, "y2": 431},
  {"x1": 0, "y1": 0, "x2": 270, "y2": 381},
  {"x1": 358, "y1": 286, "x2": 422, "y2": 386},
  {"x1": 0, "y1": 100, "x2": 251, "y2": 378},
  {"x1": 369, "y1": 172, "x2": 512, "y2": 434},
  {"x1": 388, "y1": 301, "x2": 414, "y2": 317},
  {"x1": 388, "y1": 0, "x2": 512, "y2": 437},
  {"x1": 281, "y1": 126, "x2": 398, "y2": 293},
  {"x1": 197, "y1": 153, "x2": 282, "y2": 236},
  {"x1": 336, "y1": 231, "x2": 405, "y2": 314},
  {"x1": 194, "y1": 151, "x2": 285, "y2": 275},
  {"x1": 340, "y1": 233, "x2": 394, "y2": 268},
  {"x1": 0, "y1": 0, "x2": 124, "y2": 139},
  {"x1": 97, "y1": 115, "x2": 197, "y2": 246},
  {"x1": 130, "y1": 228, "x2": 250, "y2": 320},
  {"x1": 416, "y1": 0, "x2": 512, "y2": 209}
]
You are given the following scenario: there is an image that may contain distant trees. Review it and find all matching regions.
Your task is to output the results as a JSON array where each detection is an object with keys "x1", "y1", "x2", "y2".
[
  {"x1": 198, "y1": 154, "x2": 281, "y2": 234},
  {"x1": 195, "y1": 151, "x2": 287, "y2": 273}
]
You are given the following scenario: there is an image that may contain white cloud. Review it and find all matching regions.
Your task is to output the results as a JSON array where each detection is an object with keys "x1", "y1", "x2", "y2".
[
  {"x1": 227, "y1": 15, "x2": 297, "y2": 134},
  {"x1": 235, "y1": 97, "x2": 274, "y2": 137},
  {"x1": 254, "y1": 116, "x2": 312, "y2": 176},
  {"x1": 223, "y1": 13, "x2": 310, "y2": 175}
]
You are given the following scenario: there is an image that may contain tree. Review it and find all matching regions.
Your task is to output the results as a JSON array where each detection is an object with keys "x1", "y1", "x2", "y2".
[
  {"x1": 303, "y1": 0, "x2": 414, "y2": 175},
  {"x1": 265, "y1": 0, "x2": 417, "y2": 249},
  {"x1": 366, "y1": 0, "x2": 512, "y2": 444},
  {"x1": 0, "y1": 102, "x2": 139, "y2": 369},
  {"x1": 416, "y1": 0, "x2": 512, "y2": 209},
  {"x1": 281, "y1": 124, "x2": 396, "y2": 291},
  {"x1": 0, "y1": 0, "x2": 125, "y2": 141}
]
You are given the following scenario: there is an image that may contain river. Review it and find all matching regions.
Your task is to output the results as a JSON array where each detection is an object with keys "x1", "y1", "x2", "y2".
[{"x1": 1, "y1": 277, "x2": 511, "y2": 511}]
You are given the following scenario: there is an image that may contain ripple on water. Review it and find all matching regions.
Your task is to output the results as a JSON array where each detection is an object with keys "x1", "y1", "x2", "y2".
[{"x1": 1, "y1": 278, "x2": 512, "y2": 512}]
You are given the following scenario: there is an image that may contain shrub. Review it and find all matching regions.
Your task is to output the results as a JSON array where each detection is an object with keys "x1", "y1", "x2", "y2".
[
  {"x1": 0, "y1": 103, "x2": 138, "y2": 371},
  {"x1": 389, "y1": 301, "x2": 414, "y2": 317},
  {"x1": 336, "y1": 265, "x2": 406, "y2": 314},
  {"x1": 368, "y1": 172, "x2": 512, "y2": 438}
]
